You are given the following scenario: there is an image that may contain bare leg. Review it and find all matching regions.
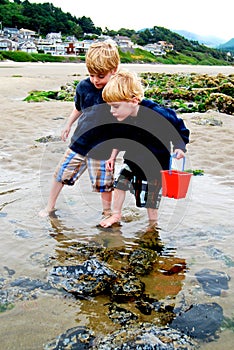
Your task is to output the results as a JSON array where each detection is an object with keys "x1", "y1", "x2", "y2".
[
  {"x1": 39, "y1": 179, "x2": 64, "y2": 217},
  {"x1": 101, "y1": 191, "x2": 112, "y2": 217},
  {"x1": 99, "y1": 189, "x2": 125, "y2": 227},
  {"x1": 147, "y1": 207, "x2": 158, "y2": 227}
]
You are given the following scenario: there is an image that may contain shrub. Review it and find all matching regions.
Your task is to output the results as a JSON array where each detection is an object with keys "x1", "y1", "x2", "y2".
[
  {"x1": 30, "y1": 53, "x2": 65, "y2": 62},
  {"x1": 1, "y1": 51, "x2": 37, "y2": 62}
]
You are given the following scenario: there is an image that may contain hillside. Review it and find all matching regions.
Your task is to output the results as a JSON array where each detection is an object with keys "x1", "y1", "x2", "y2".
[
  {"x1": 172, "y1": 29, "x2": 227, "y2": 48},
  {"x1": 218, "y1": 38, "x2": 234, "y2": 53},
  {"x1": 0, "y1": 0, "x2": 233, "y2": 65}
]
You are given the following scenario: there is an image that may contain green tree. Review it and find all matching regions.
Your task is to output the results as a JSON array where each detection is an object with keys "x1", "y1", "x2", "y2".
[
  {"x1": 136, "y1": 29, "x2": 153, "y2": 45},
  {"x1": 0, "y1": 0, "x2": 232, "y2": 64},
  {"x1": 72, "y1": 24, "x2": 84, "y2": 39},
  {"x1": 0, "y1": 1, "x2": 23, "y2": 28},
  {"x1": 116, "y1": 28, "x2": 135, "y2": 37},
  {"x1": 103, "y1": 27, "x2": 118, "y2": 36},
  {"x1": 78, "y1": 16, "x2": 96, "y2": 34}
]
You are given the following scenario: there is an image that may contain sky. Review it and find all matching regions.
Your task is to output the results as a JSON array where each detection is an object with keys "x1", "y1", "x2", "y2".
[{"x1": 29, "y1": 0, "x2": 233, "y2": 41}]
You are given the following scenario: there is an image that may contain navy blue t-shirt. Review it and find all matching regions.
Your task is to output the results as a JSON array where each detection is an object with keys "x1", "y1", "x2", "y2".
[
  {"x1": 69, "y1": 77, "x2": 116, "y2": 159},
  {"x1": 69, "y1": 83, "x2": 190, "y2": 172},
  {"x1": 116, "y1": 99, "x2": 190, "y2": 179}
]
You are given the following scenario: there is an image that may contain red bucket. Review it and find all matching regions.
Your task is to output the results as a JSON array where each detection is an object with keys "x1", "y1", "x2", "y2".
[{"x1": 161, "y1": 156, "x2": 192, "y2": 199}]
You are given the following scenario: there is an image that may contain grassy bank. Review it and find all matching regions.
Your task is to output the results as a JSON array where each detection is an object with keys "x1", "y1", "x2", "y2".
[{"x1": 0, "y1": 48, "x2": 232, "y2": 66}]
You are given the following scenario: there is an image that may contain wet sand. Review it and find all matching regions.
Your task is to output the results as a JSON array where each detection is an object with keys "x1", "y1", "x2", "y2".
[{"x1": 0, "y1": 62, "x2": 233, "y2": 349}]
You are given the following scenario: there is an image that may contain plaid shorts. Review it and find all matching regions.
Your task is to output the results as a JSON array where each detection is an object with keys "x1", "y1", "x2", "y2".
[
  {"x1": 54, "y1": 148, "x2": 114, "y2": 192},
  {"x1": 114, "y1": 163, "x2": 162, "y2": 209}
]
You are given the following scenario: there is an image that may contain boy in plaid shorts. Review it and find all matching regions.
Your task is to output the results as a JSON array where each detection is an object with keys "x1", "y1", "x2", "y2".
[
  {"x1": 39, "y1": 42, "x2": 120, "y2": 217},
  {"x1": 99, "y1": 70, "x2": 190, "y2": 229}
]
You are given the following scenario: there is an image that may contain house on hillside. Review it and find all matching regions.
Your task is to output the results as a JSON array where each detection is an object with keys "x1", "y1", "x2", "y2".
[
  {"x1": 114, "y1": 35, "x2": 134, "y2": 48},
  {"x1": 98, "y1": 36, "x2": 117, "y2": 46},
  {"x1": 0, "y1": 38, "x2": 18, "y2": 51},
  {"x1": 19, "y1": 28, "x2": 36, "y2": 40},
  {"x1": 144, "y1": 41, "x2": 174, "y2": 56},
  {"x1": 36, "y1": 42, "x2": 65, "y2": 55},
  {"x1": 65, "y1": 42, "x2": 76, "y2": 55},
  {"x1": 18, "y1": 40, "x2": 37, "y2": 53},
  {"x1": 46, "y1": 32, "x2": 62, "y2": 44},
  {"x1": 66, "y1": 35, "x2": 78, "y2": 42},
  {"x1": 143, "y1": 43, "x2": 166, "y2": 56},
  {"x1": 3, "y1": 27, "x2": 19, "y2": 38},
  {"x1": 74, "y1": 40, "x2": 93, "y2": 55},
  {"x1": 157, "y1": 41, "x2": 174, "y2": 51}
]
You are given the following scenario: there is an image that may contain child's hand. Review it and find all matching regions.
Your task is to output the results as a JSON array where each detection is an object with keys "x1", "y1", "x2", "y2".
[
  {"x1": 106, "y1": 158, "x2": 115, "y2": 172},
  {"x1": 106, "y1": 149, "x2": 119, "y2": 171},
  {"x1": 174, "y1": 149, "x2": 185, "y2": 159},
  {"x1": 61, "y1": 126, "x2": 71, "y2": 142}
]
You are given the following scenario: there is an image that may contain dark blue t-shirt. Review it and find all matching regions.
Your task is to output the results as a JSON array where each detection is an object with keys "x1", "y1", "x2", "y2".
[
  {"x1": 69, "y1": 83, "x2": 190, "y2": 172},
  {"x1": 116, "y1": 99, "x2": 190, "y2": 179},
  {"x1": 69, "y1": 77, "x2": 116, "y2": 159}
]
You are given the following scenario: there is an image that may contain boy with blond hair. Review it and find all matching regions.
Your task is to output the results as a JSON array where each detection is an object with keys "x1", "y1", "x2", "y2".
[
  {"x1": 99, "y1": 70, "x2": 190, "y2": 228},
  {"x1": 39, "y1": 42, "x2": 120, "y2": 217}
]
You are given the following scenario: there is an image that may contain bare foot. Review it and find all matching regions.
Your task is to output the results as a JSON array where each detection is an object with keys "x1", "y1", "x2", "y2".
[
  {"x1": 38, "y1": 207, "x2": 55, "y2": 217},
  {"x1": 99, "y1": 213, "x2": 121, "y2": 228},
  {"x1": 102, "y1": 209, "x2": 112, "y2": 219},
  {"x1": 145, "y1": 223, "x2": 159, "y2": 233}
]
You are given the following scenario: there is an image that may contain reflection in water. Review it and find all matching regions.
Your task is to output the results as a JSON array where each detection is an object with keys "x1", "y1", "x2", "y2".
[
  {"x1": 43, "y1": 215, "x2": 192, "y2": 349},
  {"x1": 48, "y1": 213, "x2": 187, "y2": 326},
  {"x1": 1, "y1": 174, "x2": 231, "y2": 348},
  {"x1": 49, "y1": 212, "x2": 76, "y2": 237},
  {"x1": 1, "y1": 174, "x2": 231, "y2": 347}
]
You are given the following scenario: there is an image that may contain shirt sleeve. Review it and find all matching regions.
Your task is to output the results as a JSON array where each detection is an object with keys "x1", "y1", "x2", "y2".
[
  {"x1": 153, "y1": 105, "x2": 190, "y2": 151},
  {"x1": 74, "y1": 84, "x2": 81, "y2": 111}
]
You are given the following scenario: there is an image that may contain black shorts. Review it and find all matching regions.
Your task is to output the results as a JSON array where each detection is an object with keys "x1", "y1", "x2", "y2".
[{"x1": 114, "y1": 163, "x2": 162, "y2": 209}]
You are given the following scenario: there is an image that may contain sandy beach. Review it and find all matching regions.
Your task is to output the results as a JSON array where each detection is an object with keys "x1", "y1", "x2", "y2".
[
  {"x1": 1, "y1": 61, "x2": 233, "y2": 180},
  {"x1": 0, "y1": 61, "x2": 234, "y2": 349}
]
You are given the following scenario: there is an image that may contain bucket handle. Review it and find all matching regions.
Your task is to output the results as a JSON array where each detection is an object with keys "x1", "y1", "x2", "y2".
[{"x1": 169, "y1": 154, "x2": 185, "y2": 172}]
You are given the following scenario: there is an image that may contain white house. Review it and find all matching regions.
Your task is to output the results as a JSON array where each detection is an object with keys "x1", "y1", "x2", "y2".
[
  {"x1": 0, "y1": 38, "x2": 18, "y2": 51},
  {"x1": 114, "y1": 35, "x2": 134, "y2": 48},
  {"x1": 143, "y1": 43, "x2": 166, "y2": 56},
  {"x1": 157, "y1": 41, "x2": 174, "y2": 51},
  {"x1": 46, "y1": 32, "x2": 62, "y2": 44},
  {"x1": 19, "y1": 28, "x2": 36, "y2": 40},
  {"x1": 3, "y1": 27, "x2": 19, "y2": 38},
  {"x1": 73, "y1": 40, "x2": 93, "y2": 55},
  {"x1": 36, "y1": 43, "x2": 66, "y2": 55},
  {"x1": 18, "y1": 40, "x2": 37, "y2": 53}
]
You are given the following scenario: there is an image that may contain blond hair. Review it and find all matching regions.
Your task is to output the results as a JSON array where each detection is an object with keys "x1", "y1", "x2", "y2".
[
  {"x1": 102, "y1": 70, "x2": 144, "y2": 103},
  {"x1": 85, "y1": 41, "x2": 120, "y2": 75}
]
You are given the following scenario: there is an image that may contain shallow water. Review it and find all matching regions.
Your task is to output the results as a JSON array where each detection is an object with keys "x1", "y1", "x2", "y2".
[
  {"x1": 0, "y1": 142, "x2": 233, "y2": 349},
  {"x1": 0, "y1": 62, "x2": 233, "y2": 349}
]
